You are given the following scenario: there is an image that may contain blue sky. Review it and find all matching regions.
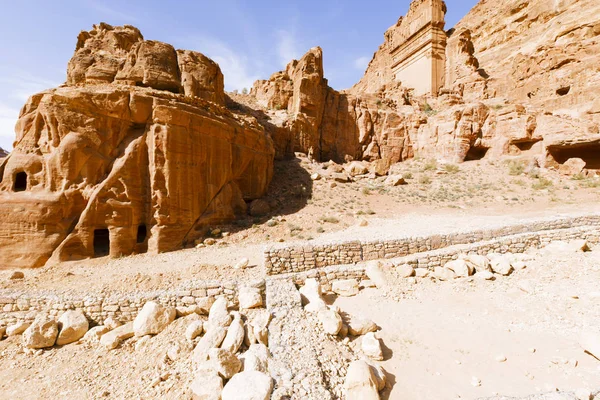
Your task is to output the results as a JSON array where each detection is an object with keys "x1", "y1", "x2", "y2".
[{"x1": 0, "y1": 0, "x2": 478, "y2": 150}]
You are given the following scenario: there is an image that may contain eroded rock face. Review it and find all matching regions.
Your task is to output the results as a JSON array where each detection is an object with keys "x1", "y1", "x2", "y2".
[{"x1": 0, "y1": 24, "x2": 274, "y2": 269}]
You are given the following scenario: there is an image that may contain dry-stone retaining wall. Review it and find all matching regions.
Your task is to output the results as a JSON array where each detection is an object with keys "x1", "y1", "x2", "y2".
[
  {"x1": 264, "y1": 215, "x2": 600, "y2": 275},
  {"x1": 0, "y1": 279, "x2": 265, "y2": 327},
  {"x1": 268, "y1": 225, "x2": 600, "y2": 290}
]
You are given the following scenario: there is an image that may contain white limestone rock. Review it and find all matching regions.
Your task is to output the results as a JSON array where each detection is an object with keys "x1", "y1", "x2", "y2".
[
  {"x1": 318, "y1": 308, "x2": 343, "y2": 335},
  {"x1": 444, "y1": 259, "x2": 473, "y2": 278},
  {"x1": 133, "y1": 301, "x2": 176, "y2": 337},
  {"x1": 190, "y1": 367, "x2": 223, "y2": 400},
  {"x1": 344, "y1": 360, "x2": 380, "y2": 400},
  {"x1": 6, "y1": 321, "x2": 31, "y2": 336},
  {"x1": 56, "y1": 310, "x2": 89, "y2": 345},
  {"x1": 242, "y1": 344, "x2": 270, "y2": 373},
  {"x1": 221, "y1": 312, "x2": 244, "y2": 354},
  {"x1": 299, "y1": 278, "x2": 327, "y2": 312},
  {"x1": 100, "y1": 322, "x2": 134, "y2": 350},
  {"x1": 239, "y1": 287, "x2": 263, "y2": 309},
  {"x1": 210, "y1": 348, "x2": 242, "y2": 379},
  {"x1": 192, "y1": 326, "x2": 228, "y2": 363},
  {"x1": 83, "y1": 325, "x2": 110, "y2": 342},
  {"x1": 347, "y1": 316, "x2": 377, "y2": 336},
  {"x1": 490, "y1": 256, "x2": 514, "y2": 276},
  {"x1": 332, "y1": 279, "x2": 360, "y2": 297},
  {"x1": 221, "y1": 371, "x2": 273, "y2": 400},
  {"x1": 462, "y1": 254, "x2": 491, "y2": 272},
  {"x1": 208, "y1": 297, "x2": 232, "y2": 329},
  {"x1": 186, "y1": 320, "x2": 204, "y2": 341},
  {"x1": 362, "y1": 332, "x2": 384, "y2": 361},
  {"x1": 23, "y1": 317, "x2": 59, "y2": 349}
]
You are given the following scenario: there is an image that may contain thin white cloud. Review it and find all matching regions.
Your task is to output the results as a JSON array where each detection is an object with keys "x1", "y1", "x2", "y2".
[
  {"x1": 0, "y1": 104, "x2": 19, "y2": 151},
  {"x1": 177, "y1": 36, "x2": 261, "y2": 92},
  {"x1": 86, "y1": 1, "x2": 139, "y2": 23},
  {"x1": 276, "y1": 30, "x2": 301, "y2": 67},
  {"x1": 354, "y1": 56, "x2": 370, "y2": 71}
]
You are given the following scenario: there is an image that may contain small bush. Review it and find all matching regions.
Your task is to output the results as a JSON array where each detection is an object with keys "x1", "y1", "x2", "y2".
[
  {"x1": 316, "y1": 226, "x2": 325, "y2": 233},
  {"x1": 403, "y1": 171, "x2": 413, "y2": 179},
  {"x1": 423, "y1": 159, "x2": 438, "y2": 171},
  {"x1": 444, "y1": 164, "x2": 460, "y2": 174},
  {"x1": 320, "y1": 216, "x2": 340, "y2": 224},
  {"x1": 361, "y1": 187, "x2": 371, "y2": 195},
  {"x1": 571, "y1": 173, "x2": 586, "y2": 181},
  {"x1": 507, "y1": 160, "x2": 525, "y2": 176},
  {"x1": 581, "y1": 178, "x2": 600, "y2": 188},
  {"x1": 532, "y1": 177, "x2": 553, "y2": 190},
  {"x1": 419, "y1": 175, "x2": 432, "y2": 185}
]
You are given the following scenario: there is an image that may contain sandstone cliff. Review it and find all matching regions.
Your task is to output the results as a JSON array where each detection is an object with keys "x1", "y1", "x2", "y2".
[{"x1": 0, "y1": 24, "x2": 274, "y2": 269}]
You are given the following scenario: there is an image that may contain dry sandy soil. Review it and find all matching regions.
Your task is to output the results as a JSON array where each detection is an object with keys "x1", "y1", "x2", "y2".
[{"x1": 335, "y1": 247, "x2": 600, "y2": 399}]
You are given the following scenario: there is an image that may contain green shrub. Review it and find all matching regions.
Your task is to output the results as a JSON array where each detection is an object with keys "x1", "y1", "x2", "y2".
[
  {"x1": 507, "y1": 160, "x2": 525, "y2": 176},
  {"x1": 532, "y1": 177, "x2": 553, "y2": 190},
  {"x1": 419, "y1": 175, "x2": 432, "y2": 185},
  {"x1": 423, "y1": 159, "x2": 438, "y2": 171},
  {"x1": 444, "y1": 164, "x2": 460, "y2": 174}
]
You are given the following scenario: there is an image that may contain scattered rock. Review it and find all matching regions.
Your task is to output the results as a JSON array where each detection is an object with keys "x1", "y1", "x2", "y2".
[
  {"x1": 133, "y1": 301, "x2": 176, "y2": 337},
  {"x1": 9, "y1": 271, "x2": 25, "y2": 280},
  {"x1": 221, "y1": 313, "x2": 245, "y2": 354},
  {"x1": 190, "y1": 367, "x2": 223, "y2": 400},
  {"x1": 83, "y1": 326, "x2": 110, "y2": 342},
  {"x1": 239, "y1": 287, "x2": 263, "y2": 309},
  {"x1": 444, "y1": 259, "x2": 473, "y2": 277},
  {"x1": 6, "y1": 321, "x2": 31, "y2": 336},
  {"x1": 384, "y1": 175, "x2": 407, "y2": 186},
  {"x1": 332, "y1": 279, "x2": 360, "y2": 297},
  {"x1": 347, "y1": 316, "x2": 377, "y2": 336},
  {"x1": 192, "y1": 326, "x2": 228, "y2": 363},
  {"x1": 344, "y1": 360, "x2": 380, "y2": 400},
  {"x1": 517, "y1": 280, "x2": 535, "y2": 294},
  {"x1": 210, "y1": 348, "x2": 242, "y2": 379},
  {"x1": 362, "y1": 332, "x2": 384, "y2": 361},
  {"x1": 221, "y1": 371, "x2": 273, "y2": 400},
  {"x1": 104, "y1": 317, "x2": 121, "y2": 331},
  {"x1": 345, "y1": 161, "x2": 369, "y2": 176},
  {"x1": 208, "y1": 296, "x2": 232, "y2": 329},
  {"x1": 415, "y1": 268, "x2": 429, "y2": 278},
  {"x1": 490, "y1": 256, "x2": 513, "y2": 276},
  {"x1": 495, "y1": 354, "x2": 507, "y2": 362},
  {"x1": 471, "y1": 376, "x2": 481, "y2": 387},
  {"x1": 57, "y1": 310, "x2": 89, "y2": 345},
  {"x1": 462, "y1": 254, "x2": 491, "y2": 272},
  {"x1": 100, "y1": 322, "x2": 134, "y2": 350},
  {"x1": 242, "y1": 344, "x2": 270, "y2": 373},
  {"x1": 317, "y1": 308, "x2": 343, "y2": 335},
  {"x1": 310, "y1": 172, "x2": 322, "y2": 181},
  {"x1": 433, "y1": 266, "x2": 456, "y2": 281},
  {"x1": 299, "y1": 278, "x2": 327, "y2": 312},
  {"x1": 476, "y1": 270, "x2": 495, "y2": 280},
  {"x1": 559, "y1": 158, "x2": 586, "y2": 176},
  {"x1": 512, "y1": 261, "x2": 527, "y2": 270},
  {"x1": 249, "y1": 199, "x2": 271, "y2": 217},
  {"x1": 234, "y1": 258, "x2": 250, "y2": 270},
  {"x1": 186, "y1": 320, "x2": 204, "y2": 341},
  {"x1": 359, "y1": 219, "x2": 369, "y2": 227},
  {"x1": 23, "y1": 316, "x2": 59, "y2": 349},
  {"x1": 366, "y1": 361, "x2": 387, "y2": 391},
  {"x1": 396, "y1": 264, "x2": 415, "y2": 278},
  {"x1": 0, "y1": 326, "x2": 5, "y2": 339},
  {"x1": 365, "y1": 261, "x2": 389, "y2": 289}
]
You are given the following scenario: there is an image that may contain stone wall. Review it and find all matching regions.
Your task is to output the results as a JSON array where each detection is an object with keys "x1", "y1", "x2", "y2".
[
  {"x1": 264, "y1": 215, "x2": 600, "y2": 275},
  {"x1": 268, "y1": 225, "x2": 600, "y2": 291},
  {"x1": 0, "y1": 279, "x2": 265, "y2": 327}
]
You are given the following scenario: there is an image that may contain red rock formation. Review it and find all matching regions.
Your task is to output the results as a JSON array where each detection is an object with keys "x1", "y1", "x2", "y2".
[{"x1": 0, "y1": 24, "x2": 274, "y2": 269}]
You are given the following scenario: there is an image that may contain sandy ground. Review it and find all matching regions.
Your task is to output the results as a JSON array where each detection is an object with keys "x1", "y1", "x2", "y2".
[{"x1": 334, "y1": 247, "x2": 600, "y2": 399}]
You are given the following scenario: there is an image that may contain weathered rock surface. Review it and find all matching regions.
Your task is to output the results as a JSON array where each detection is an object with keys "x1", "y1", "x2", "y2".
[
  {"x1": 207, "y1": 297, "x2": 232, "y2": 329},
  {"x1": 238, "y1": 287, "x2": 263, "y2": 309},
  {"x1": 192, "y1": 326, "x2": 227, "y2": 363},
  {"x1": 221, "y1": 371, "x2": 273, "y2": 400},
  {"x1": 190, "y1": 367, "x2": 223, "y2": 400},
  {"x1": 133, "y1": 301, "x2": 176, "y2": 337},
  {"x1": 221, "y1": 312, "x2": 244, "y2": 354},
  {"x1": 100, "y1": 322, "x2": 134, "y2": 350},
  {"x1": 6, "y1": 321, "x2": 30, "y2": 336},
  {"x1": 185, "y1": 320, "x2": 204, "y2": 341},
  {"x1": 299, "y1": 278, "x2": 327, "y2": 312},
  {"x1": 56, "y1": 310, "x2": 89, "y2": 345},
  {"x1": 0, "y1": 24, "x2": 274, "y2": 269},
  {"x1": 344, "y1": 360, "x2": 381, "y2": 400},
  {"x1": 332, "y1": 279, "x2": 360, "y2": 297},
  {"x1": 23, "y1": 317, "x2": 59, "y2": 349},
  {"x1": 210, "y1": 348, "x2": 242, "y2": 379},
  {"x1": 317, "y1": 308, "x2": 343, "y2": 335},
  {"x1": 362, "y1": 332, "x2": 384, "y2": 361}
]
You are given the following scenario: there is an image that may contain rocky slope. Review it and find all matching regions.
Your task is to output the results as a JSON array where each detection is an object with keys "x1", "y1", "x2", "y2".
[{"x1": 0, "y1": 24, "x2": 274, "y2": 269}]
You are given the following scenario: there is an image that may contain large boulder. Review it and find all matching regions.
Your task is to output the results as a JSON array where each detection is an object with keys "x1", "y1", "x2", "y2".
[
  {"x1": 100, "y1": 322, "x2": 134, "y2": 350},
  {"x1": 115, "y1": 40, "x2": 181, "y2": 92},
  {"x1": 317, "y1": 308, "x2": 343, "y2": 335},
  {"x1": 133, "y1": 301, "x2": 176, "y2": 337},
  {"x1": 208, "y1": 297, "x2": 232, "y2": 330},
  {"x1": 177, "y1": 49, "x2": 225, "y2": 104},
  {"x1": 332, "y1": 279, "x2": 360, "y2": 297},
  {"x1": 347, "y1": 316, "x2": 378, "y2": 336},
  {"x1": 56, "y1": 310, "x2": 89, "y2": 345},
  {"x1": 6, "y1": 321, "x2": 31, "y2": 336},
  {"x1": 242, "y1": 344, "x2": 270, "y2": 373},
  {"x1": 221, "y1": 312, "x2": 245, "y2": 354},
  {"x1": 190, "y1": 367, "x2": 223, "y2": 400},
  {"x1": 298, "y1": 278, "x2": 327, "y2": 312},
  {"x1": 209, "y1": 348, "x2": 242, "y2": 379},
  {"x1": 344, "y1": 360, "x2": 380, "y2": 400},
  {"x1": 221, "y1": 371, "x2": 273, "y2": 400},
  {"x1": 362, "y1": 332, "x2": 384, "y2": 361},
  {"x1": 444, "y1": 259, "x2": 473, "y2": 278},
  {"x1": 192, "y1": 326, "x2": 228, "y2": 363},
  {"x1": 238, "y1": 287, "x2": 263, "y2": 309},
  {"x1": 23, "y1": 317, "x2": 59, "y2": 349}
]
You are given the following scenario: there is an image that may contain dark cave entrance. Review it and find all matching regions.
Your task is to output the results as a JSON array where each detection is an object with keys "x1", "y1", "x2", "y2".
[
  {"x1": 136, "y1": 224, "x2": 147, "y2": 244},
  {"x1": 465, "y1": 147, "x2": 489, "y2": 161},
  {"x1": 93, "y1": 228, "x2": 110, "y2": 257},
  {"x1": 14, "y1": 171, "x2": 27, "y2": 192},
  {"x1": 547, "y1": 142, "x2": 600, "y2": 169}
]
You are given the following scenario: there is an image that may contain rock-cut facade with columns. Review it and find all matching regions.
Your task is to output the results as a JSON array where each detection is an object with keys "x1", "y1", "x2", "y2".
[{"x1": 390, "y1": 0, "x2": 447, "y2": 96}]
